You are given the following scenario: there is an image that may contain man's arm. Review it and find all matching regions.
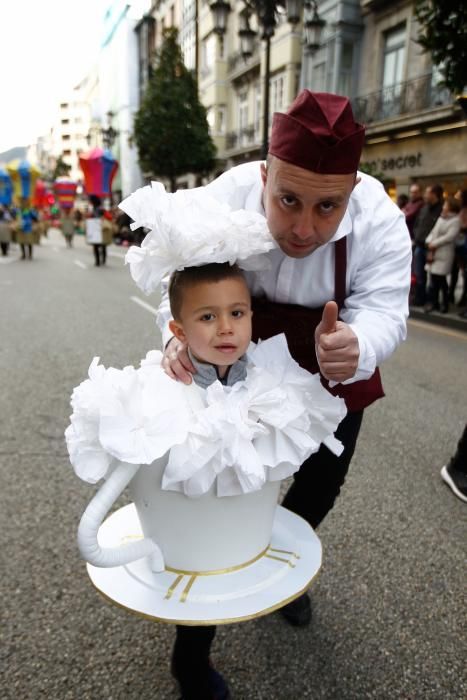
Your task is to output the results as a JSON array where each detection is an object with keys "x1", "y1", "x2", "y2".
[{"x1": 334, "y1": 198, "x2": 412, "y2": 384}]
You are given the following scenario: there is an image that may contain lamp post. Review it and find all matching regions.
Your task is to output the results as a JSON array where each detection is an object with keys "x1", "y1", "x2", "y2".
[
  {"x1": 210, "y1": 1, "x2": 319, "y2": 159},
  {"x1": 86, "y1": 111, "x2": 119, "y2": 151}
]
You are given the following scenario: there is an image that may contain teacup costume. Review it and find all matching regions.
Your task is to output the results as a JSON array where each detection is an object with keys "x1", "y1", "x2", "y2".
[{"x1": 66, "y1": 183, "x2": 346, "y2": 697}]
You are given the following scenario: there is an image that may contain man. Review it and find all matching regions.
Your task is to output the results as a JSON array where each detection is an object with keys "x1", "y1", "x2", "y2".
[
  {"x1": 403, "y1": 183, "x2": 424, "y2": 239},
  {"x1": 412, "y1": 184, "x2": 444, "y2": 306},
  {"x1": 159, "y1": 90, "x2": 412, "y2": 628}
]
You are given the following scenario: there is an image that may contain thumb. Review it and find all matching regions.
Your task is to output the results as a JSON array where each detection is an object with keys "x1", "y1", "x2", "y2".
[{"x1": 319, "y1": 301, "x2": 339, "y2": 335}]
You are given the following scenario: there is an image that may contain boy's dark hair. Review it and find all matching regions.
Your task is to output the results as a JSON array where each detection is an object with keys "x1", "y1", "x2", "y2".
[{"x1": 169, "y1": 262, "x2": 248, "y2": 320}]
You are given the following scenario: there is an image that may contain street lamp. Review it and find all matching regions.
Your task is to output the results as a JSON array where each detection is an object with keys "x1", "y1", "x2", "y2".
[
  {"x1": 86, "y1": 111, "x2": 119, "y2": 151},
  {"x1": 303, "y1": 0, "x2": 325, "y2": 54},
  {"x1": 210, "y1": 1, "x2": 316, "y2": 159}
]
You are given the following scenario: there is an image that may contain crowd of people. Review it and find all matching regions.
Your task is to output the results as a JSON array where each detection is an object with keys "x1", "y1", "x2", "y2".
[
  {"x1": 399, "y1": 184, "x2": 467, "y2": 319},
  {"x1": 0, "y1": 198, "x2": 145, "y2": 265}
]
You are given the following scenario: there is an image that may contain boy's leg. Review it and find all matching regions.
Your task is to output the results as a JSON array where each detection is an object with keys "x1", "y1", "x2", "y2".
[{"x1": 172, "y1": 625, "x2": 220, "y2": 700}]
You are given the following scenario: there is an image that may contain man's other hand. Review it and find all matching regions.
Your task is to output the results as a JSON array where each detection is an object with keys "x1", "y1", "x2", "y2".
[{"x1": 161, "y1": 337, "x2": 195, "y2": 384}]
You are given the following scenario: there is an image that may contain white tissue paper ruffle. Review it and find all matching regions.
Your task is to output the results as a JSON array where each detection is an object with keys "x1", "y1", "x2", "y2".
[
  {"x1": 119, "y1": 182, "x2": 276, "y2": 296},
  {"x1": 65, "y1": 335, "x2": 347, "y2": 496}
]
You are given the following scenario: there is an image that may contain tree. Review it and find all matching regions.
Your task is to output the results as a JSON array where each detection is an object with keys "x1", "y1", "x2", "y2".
[
  {"x1": 414, "y1": 1, "x2": 467, "y2": 94},
  {"x1": 133, "y1": 28, "x2": 216, "y2": 191},
  {"x1": 52, "y1": 154, "x2": 71, "y2": 180}
]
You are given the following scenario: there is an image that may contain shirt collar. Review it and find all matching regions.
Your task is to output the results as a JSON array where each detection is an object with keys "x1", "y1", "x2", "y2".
[{"x1": 188, "y1": 348, "x2": 248, "y2": 389}]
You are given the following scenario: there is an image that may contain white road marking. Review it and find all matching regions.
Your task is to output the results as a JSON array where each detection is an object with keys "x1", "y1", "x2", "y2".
[
  {"x1": 0, "y1": 257, "x2": 16, "y2": 265},
  {"x1": 130, "y1": 296, "x2": 158, "y2": 316},
  {"x1": 74, "y1": 260, "x2": 88, "y2": 270}
]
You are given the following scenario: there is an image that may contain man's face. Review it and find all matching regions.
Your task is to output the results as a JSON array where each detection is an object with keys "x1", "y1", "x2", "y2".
[
  {"x1": 261, "y1": 157, "x2": 358, "y2": 258},
  {"x1": 409, "y1": 185, "x2": 421, "y2": 201},
  {"x1": 169, "y1": 276, "x2": 252, "y2": 377}
]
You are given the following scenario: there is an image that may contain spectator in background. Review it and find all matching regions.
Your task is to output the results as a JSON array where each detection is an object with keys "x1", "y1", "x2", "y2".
[
  {"x1": 397, "y1": 193, "x2": 409, "y2": 210},
  {"x1": 412, "y1": 184, "x2": 444, "y2": 306},
  {"x1": 448, "y1": 189, "x2": 467, "y2": 310},
  {"x1": 0, "y1": 208, "x2": 12, "y2": 256},
  {"x1": 60, "y1": 209, "x2": 75, "y2": 248},
  {"x1": 17, "y1": 205, "x2": 38, "y2": 260},
  {"x1": 86, "y1": 195, "x2": 114, "y2": 267},
  {"x1": 402, "y1": 183, "x2": 424, "y2": 239},
  {"x1": 424, "y1": 196, "x2": 461, "y2": 313}
]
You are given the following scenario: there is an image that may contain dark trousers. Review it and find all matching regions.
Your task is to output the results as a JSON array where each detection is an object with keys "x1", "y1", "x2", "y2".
[
  {"x1": 20, "y1": 243, "x2": 33, "y2": 259},
  {"x1": 173, "y1": 625, "x2": 217, "y2": 700},
  {"x1": 413, "y1": 245, "x2": 427, "y2": 305},
  {"x1": 429, "y1": 273, "x2": 449, "y2": 310},
  {"x1": 172, "y1": 410, "x2": 364, "y2": 694},
  {"x1": 0, "y1": 242, "x2": 8, "y2": 256},
  {"x1": 93, "y1": 244, "x2": 107, "y2": 266},
  {"x1": 449, "y1": 424, "x2": 467, "y2": 473}
]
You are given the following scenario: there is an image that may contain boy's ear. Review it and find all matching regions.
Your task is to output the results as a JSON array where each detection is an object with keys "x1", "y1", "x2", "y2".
[{"x1": 169, "y1": 319, "x2": 187, "y2": 343}]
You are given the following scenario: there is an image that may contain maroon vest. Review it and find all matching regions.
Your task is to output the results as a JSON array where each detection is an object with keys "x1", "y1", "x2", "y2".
[{"x1": 251, "y1": 237, "x2": 385, "y2": 413}]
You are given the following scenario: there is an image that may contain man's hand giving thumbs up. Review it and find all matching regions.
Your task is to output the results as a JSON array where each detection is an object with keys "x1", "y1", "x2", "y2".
[{"x1": 314, "y1": 301, "x2": 360, "y2": 383}]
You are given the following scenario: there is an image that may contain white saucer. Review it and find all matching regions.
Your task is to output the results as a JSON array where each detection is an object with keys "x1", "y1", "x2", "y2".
[{"x1": 86, "y1": 503, "x2": 321, "y2": 625}]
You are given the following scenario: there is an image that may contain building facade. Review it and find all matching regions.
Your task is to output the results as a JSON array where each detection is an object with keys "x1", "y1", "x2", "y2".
[{"x1": 134, "y1": 0, "x2": 466, "y2": 194}]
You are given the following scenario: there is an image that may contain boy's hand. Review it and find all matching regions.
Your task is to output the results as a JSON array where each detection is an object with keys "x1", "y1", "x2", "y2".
[
  {"x1": 315, "y1": 301, "x2": 359, "y2": 383},
  {"x1": 161, "y1": 337, "x2": 195, "y2": 384}
]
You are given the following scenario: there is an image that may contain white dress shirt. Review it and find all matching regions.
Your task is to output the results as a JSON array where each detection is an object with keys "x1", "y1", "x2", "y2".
[{"x1": 157, "y1": 161, "x2": 412, "y2": 385}]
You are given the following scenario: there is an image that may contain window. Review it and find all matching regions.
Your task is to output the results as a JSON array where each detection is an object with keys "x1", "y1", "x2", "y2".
[
  {"x1": 62, "y1": 134, "x2": 71, "y2": 141},
  {"x1": 271, "y1": 74, "x2": 285, "y2": 117},
  {"x1": 381, "y1": 24, "x2": 406, "y2": 118},
  {"x1": 254, "y1": 82, "x2": 261, "y2": 139},
  {"x1": 201, "y1": 34, "x2": 216, "y2": 74},
  {"x1": 337, "y1": 43, "x2": 354, "y2": 96},
  {"x1": 218, "y1": 106, "x2": 226, "y2": 134},
  {"x1": 383, "y1": 25, "x2": 406, "y2": 88},
  {"x1": 61, "y1": 118, "x2": 69, "y2": 125},
  {"x1": 206, "y1": 107, "x2": 215, "y2": 133},
  {"x1": 238, "y1": 90, "x2": 249, "y2": 144}
]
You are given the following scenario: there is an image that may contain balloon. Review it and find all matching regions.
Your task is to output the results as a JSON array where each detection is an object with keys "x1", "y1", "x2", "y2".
[
  {"x1": 79, "y1": 148, "x2": 118, "y2": 197},
  {"x1": 0, "y1": 169, "x2": 13, "y2": 206},
  {"x1": 53, "y1": 177, "x2": 78, "y2": 209},
  {"x1": 6, "y1": 159, "x2": 41, "y2": 205}
]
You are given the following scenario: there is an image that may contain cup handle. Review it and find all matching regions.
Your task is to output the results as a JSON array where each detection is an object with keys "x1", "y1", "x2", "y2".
[{"x1": 77, "y1": 461, "x2": 165, "y2": 572}]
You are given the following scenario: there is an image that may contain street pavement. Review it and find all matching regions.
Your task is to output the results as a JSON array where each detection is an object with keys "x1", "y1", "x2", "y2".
[{"x1": 1, "y1": 230, "x2": 466, "y2": 699}]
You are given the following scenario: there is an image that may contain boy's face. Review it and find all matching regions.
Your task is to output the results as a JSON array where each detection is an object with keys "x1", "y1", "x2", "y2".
[{"x1": 169, "y1": 276, "x2": 252, "y2": 376}]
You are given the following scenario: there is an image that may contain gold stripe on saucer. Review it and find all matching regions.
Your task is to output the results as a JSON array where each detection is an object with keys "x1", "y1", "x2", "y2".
[
  {"x1": 165, "y1": 545, "x2": 269, "y2": 577},
  {"x1": 180, "y1": 575, "x2": 197, "y2": 603},
  {"x1": 265, "y1": 554, "x2": 296, "y2": 568},
  {"x1": 269, "y1": 547, "x2": 300, "y2": 559},
  {"x1": 165, "y1": 574, "x2": 184, "y2": 600}
]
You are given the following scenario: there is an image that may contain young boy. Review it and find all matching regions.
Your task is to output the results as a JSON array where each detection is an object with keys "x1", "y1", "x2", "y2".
[{"x1": 168, "y1": 261, "x2": 252, "y2": 700}]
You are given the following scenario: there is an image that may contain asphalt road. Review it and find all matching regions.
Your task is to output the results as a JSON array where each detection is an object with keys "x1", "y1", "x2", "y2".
[{"x1": 1, "y1": 230, "x2": 466, "y2": 699}]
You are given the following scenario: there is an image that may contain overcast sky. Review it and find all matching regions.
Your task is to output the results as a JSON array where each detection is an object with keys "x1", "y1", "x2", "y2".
[{"x1": 0, "y1": 0, "x2": 146, "y2": 154}]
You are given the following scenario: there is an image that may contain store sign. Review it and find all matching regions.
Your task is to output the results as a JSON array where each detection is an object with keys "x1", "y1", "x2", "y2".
[{"x1": 362, "y1": 152, "x2": 422, "y2": 172}]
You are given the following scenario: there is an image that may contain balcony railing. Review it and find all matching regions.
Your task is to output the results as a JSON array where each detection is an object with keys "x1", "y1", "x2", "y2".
[
  {"x1": 352, "y1": 73, "x2": 453, "y2": 125},
  {"x1": 226, "y1": 124, "x2": 260, "y2": 150}
]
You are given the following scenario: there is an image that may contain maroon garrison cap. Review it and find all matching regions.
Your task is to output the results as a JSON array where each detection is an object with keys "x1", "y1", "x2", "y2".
[{"x1": 269, "y1": 90, "x2": 365, "y2": 174}]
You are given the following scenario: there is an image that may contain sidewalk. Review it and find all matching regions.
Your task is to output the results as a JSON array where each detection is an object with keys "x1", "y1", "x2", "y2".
[{"x1": 409, "y1": 304, "x2": 467, "y2": 332}]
